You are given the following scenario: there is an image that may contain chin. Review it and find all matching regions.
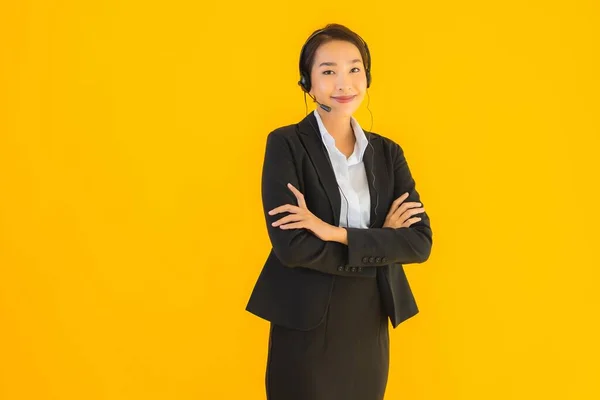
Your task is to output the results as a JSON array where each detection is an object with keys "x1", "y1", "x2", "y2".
[{"x1": 333, "y1": 106, "x2": 359, "y2": 116}]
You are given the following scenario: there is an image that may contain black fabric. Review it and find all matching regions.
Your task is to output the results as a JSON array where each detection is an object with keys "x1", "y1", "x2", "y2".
[
  {"x1": 246, "y1": 111, "x2": 433, "y2": 330},
  {"x1": 266, "y1": 273, "x2": 390, "y2": 400}
]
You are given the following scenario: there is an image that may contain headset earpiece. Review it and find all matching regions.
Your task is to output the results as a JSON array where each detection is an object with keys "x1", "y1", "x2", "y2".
[{"x1": 298, "y1": 75, "x2": 310, "y2": 93}]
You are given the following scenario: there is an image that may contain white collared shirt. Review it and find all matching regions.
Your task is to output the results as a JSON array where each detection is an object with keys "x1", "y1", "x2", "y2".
[{"x1": 313, "y1": 109, "x2": 371, "y2": 229}]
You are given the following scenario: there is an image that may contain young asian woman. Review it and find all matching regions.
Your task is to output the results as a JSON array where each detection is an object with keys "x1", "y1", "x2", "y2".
[{"x1": 246, "y1": 23, "x2": 433, "y2": 400}]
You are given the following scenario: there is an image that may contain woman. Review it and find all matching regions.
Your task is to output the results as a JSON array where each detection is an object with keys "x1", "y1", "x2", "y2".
[{"x1": 246, "y1": 23, "x2": 433, "y2": 400}]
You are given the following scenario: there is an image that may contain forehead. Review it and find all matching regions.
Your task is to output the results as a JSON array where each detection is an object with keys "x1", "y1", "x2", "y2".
[{"x1": 313, "y1": 40, "x2": 363, "y2": 63}]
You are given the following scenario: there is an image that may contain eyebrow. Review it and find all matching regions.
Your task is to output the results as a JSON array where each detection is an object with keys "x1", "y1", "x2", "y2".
[{"x1": 318, "y1": 59, "x2": 362, "y2": 67}]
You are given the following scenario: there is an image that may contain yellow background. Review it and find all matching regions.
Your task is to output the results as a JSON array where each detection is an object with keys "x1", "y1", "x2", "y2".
[{"x1": 1, "y1": 1, "x2": 599, "y2": 399}]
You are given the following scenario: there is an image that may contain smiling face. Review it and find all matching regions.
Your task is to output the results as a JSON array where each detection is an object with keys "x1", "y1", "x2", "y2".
[{"x1": 308, "y1": 39, "x2": 368, "y2": 117}]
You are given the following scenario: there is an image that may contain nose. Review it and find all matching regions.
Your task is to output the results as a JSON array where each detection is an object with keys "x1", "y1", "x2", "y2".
[{"x1": 336, "y1": 73, "x2": 353, "y2": 91}]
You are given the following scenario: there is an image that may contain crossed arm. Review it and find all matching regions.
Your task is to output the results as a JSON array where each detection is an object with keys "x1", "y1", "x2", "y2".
[{"x1": 261, "y1": 132, "x2": 433, "y2": 277}]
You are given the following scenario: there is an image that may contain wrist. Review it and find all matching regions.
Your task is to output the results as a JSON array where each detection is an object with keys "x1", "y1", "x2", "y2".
[{"x1": 330, "y1": 226, "x2": 348, "y2": 244}]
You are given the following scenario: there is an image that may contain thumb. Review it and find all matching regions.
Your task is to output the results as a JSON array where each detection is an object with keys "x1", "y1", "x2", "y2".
[{"x1": 287, "y1": 183, "x2": 307, "y2": 208}]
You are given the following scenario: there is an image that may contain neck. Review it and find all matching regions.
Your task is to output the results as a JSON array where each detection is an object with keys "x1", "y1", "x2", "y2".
[{"x1": 316, "y1": 108, "x2": 354, "y2": 141}]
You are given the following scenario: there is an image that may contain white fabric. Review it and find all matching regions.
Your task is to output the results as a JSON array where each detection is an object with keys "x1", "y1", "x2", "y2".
[{"x1": 313, "y1": 109, "x2": 371, "y2": 228}]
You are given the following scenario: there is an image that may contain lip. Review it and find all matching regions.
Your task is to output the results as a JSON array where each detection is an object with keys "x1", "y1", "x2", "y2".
[{"x1": 331, "y1": 95, "x2": 356, "y2": 103}]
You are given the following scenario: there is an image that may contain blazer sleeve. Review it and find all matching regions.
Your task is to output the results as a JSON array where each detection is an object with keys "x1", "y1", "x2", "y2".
[
  {"x1": 344, "y1": 142, "x2": 433, "y2": 266},
  {"x1": 261, "y1": 130, "x2": 356, "y2": 276}
]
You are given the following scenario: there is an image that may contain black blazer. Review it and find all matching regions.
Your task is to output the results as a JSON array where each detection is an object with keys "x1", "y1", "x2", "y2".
[{"x1": 246, "y1": 111, "x2": 433, "y2": 330}]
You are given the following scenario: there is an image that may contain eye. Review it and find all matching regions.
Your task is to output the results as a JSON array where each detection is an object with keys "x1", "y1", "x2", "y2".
[{"x1": 322, "y1": 68, "x2": 361, "y2": 75}]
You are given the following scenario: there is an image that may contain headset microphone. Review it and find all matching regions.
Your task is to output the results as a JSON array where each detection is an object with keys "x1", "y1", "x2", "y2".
[
  {"x1": 301, "y1": 85, "x2": 332, "y2": 112},
  {"x1": 315, "y1": 100, "x2": 331, "y2": 113}
]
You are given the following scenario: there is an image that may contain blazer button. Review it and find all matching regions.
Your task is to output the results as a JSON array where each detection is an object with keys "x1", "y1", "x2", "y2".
[
  {"x1": 350, "y1": 267, "x2": 357, "y2": 272},
  {"x1": 382, "y1": 257, "x2": 388, "y2": 263},
  {"x1": 338, "y1": 265, "x2": 344, "y2": 271},
  {"x1": 368, "y1": 256, "x2": 375, "y2": 263},
  {"x1": 375, "y1": 257, "x2": 381, "y2": 263},
  {"x1": 362, "y1": 256, "x2": 369, "y2": 263}
]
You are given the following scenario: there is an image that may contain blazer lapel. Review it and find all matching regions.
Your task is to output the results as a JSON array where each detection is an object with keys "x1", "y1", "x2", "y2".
[
  {"x1": 297, "y1": 111, "x2": 386, "y2": 228},
  {"x1": 298, "y1": 112, "x2": 342, "y2": 226}
]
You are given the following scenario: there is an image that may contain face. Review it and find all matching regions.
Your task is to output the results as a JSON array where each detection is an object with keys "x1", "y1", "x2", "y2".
[{"x1": 308, "y1": 40, "x2": 368, "y2": 117}]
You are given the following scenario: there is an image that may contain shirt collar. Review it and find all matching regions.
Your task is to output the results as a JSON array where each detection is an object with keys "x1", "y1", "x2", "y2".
[{"x1": 313, "y1": 109, "x2": 369, "y2": 163}]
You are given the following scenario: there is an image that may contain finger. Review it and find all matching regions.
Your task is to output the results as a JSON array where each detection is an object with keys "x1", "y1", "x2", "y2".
[
  {"x1": 271, "y1": 214, "x2": 302, "y2": 227},
  {"x1": 268, "y1": 204, "x2": 300, "y2": 215},
  {"x1": 396, "y1": 192, "x2": 410, "y2": 203},
  {"x1": 279, "y1": 221, "x2": 305, "y2": 230},
  {"x1": 392, "y1": 202, "x2": 423, "y2": 219},
  {"x1": 287, "y1": 183, "x2": 307, "y2": 208},
  {"x1": 402, "y1": 217, "x2": 422, "y2": 227},
  {"x1": 388, "y1": 193, "x2": 416, "y2": 216},
  {"x1": 386, "y1": 195, "x2": 405, "y2": 218},
  {"x1": 402, "y1": 207, "x2": 425, "y2": 218},
  {"x1": 397, "y1": 208, "x2": 425, "y2": 226},
  {"x1": 390, "y1": 192, "x2": 410, "y2": 209}
]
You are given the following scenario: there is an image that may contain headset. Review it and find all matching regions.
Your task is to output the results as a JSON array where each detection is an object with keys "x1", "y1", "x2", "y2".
[
  {"x1": 297, "y1": 28, "x2": 372, "y2": 107},
  {"x1": 297, "y1": 27, "x2": 379, "y2": 229}
]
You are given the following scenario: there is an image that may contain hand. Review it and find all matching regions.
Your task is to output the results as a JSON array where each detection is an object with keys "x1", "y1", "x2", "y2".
[
  {"x1": 268, "y1": 183, "x2": 336, "y2": 241},
  {"x1": 383, "y1": 192, "x2": 426, "y2": 229}
]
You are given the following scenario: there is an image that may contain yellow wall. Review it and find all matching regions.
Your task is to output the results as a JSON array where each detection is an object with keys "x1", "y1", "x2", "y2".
[{"x1": 1, "y1": 1, "x2": 598, "y2": 399}]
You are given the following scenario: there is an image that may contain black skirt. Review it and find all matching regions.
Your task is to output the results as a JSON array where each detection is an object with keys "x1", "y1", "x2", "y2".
[{"x1": 265, "y1": 273, "x2": 390, "y2": 400}]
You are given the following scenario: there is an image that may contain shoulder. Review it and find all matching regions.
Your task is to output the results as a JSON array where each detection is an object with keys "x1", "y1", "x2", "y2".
[
  {"x1": 266, "y1": 123, "x2": 299, "y2": 141},
  {"x1": 260, "y1": 123, "x2": 303, "y2": 159},
  {"x1": 364, "y1": 129, "x2": 405, "y2": 158},
  {"x1": 262, "y1": 122, "x2": 305, "y2": 155}
]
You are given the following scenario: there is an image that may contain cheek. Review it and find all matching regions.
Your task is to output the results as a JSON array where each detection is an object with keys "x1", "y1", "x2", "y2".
[
  {"x1": 313, "y1": 77, "x2": 332, "y2": 92},
  {"x1": 355, "y1": 75, "x2": 368, "y2": 90}
]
